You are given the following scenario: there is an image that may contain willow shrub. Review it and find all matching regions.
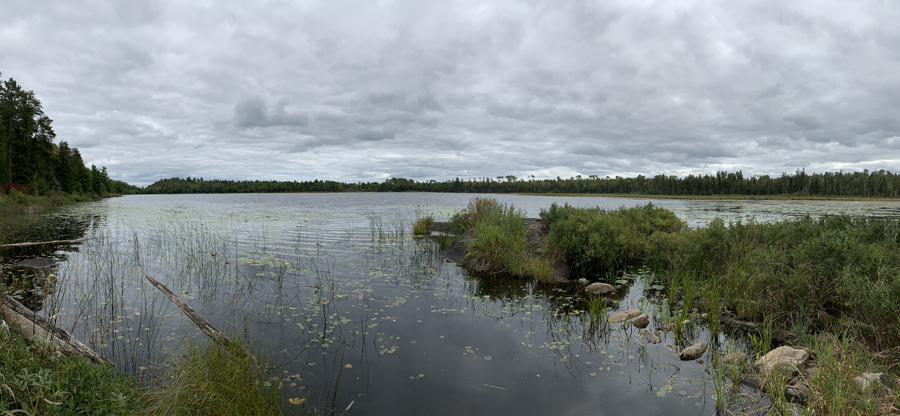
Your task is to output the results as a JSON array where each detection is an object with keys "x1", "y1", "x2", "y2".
[{"x1": 540, "y1": 202, "x2": 685, "y2": 277}]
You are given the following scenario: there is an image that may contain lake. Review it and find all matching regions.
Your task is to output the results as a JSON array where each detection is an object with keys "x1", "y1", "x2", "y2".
[{"x1": 5, "y1": 193, "x2": 900, "y2": 415}]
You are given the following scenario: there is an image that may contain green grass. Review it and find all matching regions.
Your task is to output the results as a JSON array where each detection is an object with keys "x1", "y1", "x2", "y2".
[
  {"x1": 452, "y1": 197, "x2": 553, "y2": 281},
  {"x1": 412, "y1": 215, "x2": 434, "y2": 235},
  {"x1": 0, "y1": 319, "x2": 144, "y2": 415},
  {"x1": 146, "y1": 337, "x2": 287, "y2": 416}
]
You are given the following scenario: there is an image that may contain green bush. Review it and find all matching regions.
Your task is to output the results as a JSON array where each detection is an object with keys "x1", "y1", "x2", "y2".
[{"x1": 541, "y1": 202, "x2": 685, "y2": 277}]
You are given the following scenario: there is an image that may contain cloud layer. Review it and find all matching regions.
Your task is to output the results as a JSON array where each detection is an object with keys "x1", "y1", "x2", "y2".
[{"x1": 3, "y1": 0, "x2": 899, "y2": 186}]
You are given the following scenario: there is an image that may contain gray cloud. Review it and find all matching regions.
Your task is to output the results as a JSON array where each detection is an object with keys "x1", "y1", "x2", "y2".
[{"x1": 2, "y1": 0, "x2": 899, "y2": 186}]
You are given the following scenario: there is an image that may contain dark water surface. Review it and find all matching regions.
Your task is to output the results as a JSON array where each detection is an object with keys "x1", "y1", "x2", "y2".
[{"x1": 5, "y1": 193, "x2": 900, "y2": 415}]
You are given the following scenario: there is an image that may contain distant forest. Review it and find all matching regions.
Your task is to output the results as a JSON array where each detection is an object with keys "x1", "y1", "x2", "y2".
[
  {"x1": 143, "y1": 169, "x2": 900, "y2": 198},
  {"x1": 0, "y1": 70, "x2": 136, "y2": 196}
]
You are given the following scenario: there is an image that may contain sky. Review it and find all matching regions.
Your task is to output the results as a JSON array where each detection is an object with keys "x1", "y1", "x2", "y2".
[{"x1": 2, "y1": 0, "x2": 900, "y2": 187}]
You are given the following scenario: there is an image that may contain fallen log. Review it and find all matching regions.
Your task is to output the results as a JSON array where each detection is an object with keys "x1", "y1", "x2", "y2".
[
  {"x1": 134, "y1": 266, "x2": 232, "y2": 348},
  {"x1": 720, "y1": 315, "x2": 797, "y2": 345},
  {"x1": 1, "y1": 295, "x2": 109, "y2": 365},
  {"x1": 0, "y1": 238, "x2": 87, "y2": 248}
]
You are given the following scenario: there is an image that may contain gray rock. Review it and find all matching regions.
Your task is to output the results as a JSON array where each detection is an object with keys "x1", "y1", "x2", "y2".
[
  {"x1": 631, "y1": 313, "x2": 650, "y2": 328},
  {"x1": 639, "y1": 328, "x2": 661, "y2": 344},
  {"x1": 585, "y1": 282, "x2": 615, "y2": 295},
  {"x1": 678, "y1": 390, "x2": 687, "y2": 396},
  {"x1": 576, "y1": 278, "x2": 590, "y2": 286},
  {"x1": 784, "y1": 403, "x2": 807, "y2": 416},
  {"x1": 754, "y1": 346, "x2": 810, "y2": 379},
  {"x1": 854, "y1": 372, "x2": 894, "y2": 396},
  {"x1": 609, "y1": 309, "x2": 641, "y2": 323},
  {"x1": 679, "y1": 342, "x2": 708, "y2": 360},
  {"x1": 723, "y1": 352, "x2": 748, "y2": 367}
]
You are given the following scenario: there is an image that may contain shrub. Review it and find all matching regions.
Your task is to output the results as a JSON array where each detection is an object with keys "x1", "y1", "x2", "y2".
[{"x1": 541, "y1": 202, "x2": 685, "y2": 277}]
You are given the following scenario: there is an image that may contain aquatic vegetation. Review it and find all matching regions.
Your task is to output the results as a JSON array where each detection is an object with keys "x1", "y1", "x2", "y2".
[
  {"x1": 146, "y1": 336, "x2": 285, "y2": 416},
  {"x1": 454, "y1": 197, "x2": 553, "y2": 281},
  {"x1": 412, "y1": 214, "x2": 434, "y2": 235}
]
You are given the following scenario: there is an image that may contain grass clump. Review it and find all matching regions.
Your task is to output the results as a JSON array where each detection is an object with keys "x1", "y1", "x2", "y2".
[
  {"x1": 0, "y1": 320, "x2": 143, "y2": 415},
  {"x1": 148, "y1": 337, "x2": 286, "y2": 416},
  {"x1": 540, "y1": 202, "x2": 686, "y2": 277},
  {"x1": 453, "y1": 197, "x2": 553, "y2": 281},
  {"x1": 412, "y1": 215, "x2": 434, "y2": 235}
]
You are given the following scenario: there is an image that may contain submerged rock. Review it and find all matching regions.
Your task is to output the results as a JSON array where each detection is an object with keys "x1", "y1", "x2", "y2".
[
  {"x1": 631, "y1": 313, "x2": 650, "y2": 328},
  {"x1": 609, "y1": 309, "x2": 641, "y2": 323},
  {"x1": 722, "y1": 352, "x2": 748, "y2": 367},
  {"x1": 584, "y1": 282, "x2": 615, "y2": 295},
  {"x1": 754, "y1": 346, "x2": 810, "y2": 379},
  {"x1": 854, "y1": 372, "x2": 894, "y2": 396},
  {"x1": 639, "y1": 328, "x2": 661, "y2": 344},
  {"x1": 679, "y1": 342, "x2": 708, "y2": 360}
]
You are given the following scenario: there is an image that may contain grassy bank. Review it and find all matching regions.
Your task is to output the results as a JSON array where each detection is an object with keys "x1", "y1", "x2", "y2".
[
  {"x1": 0, "y1": 317, "x2": 289, "y2": 415},
  {"x1": 0, "y1": 318, "x2": 145, "y2": 415}
]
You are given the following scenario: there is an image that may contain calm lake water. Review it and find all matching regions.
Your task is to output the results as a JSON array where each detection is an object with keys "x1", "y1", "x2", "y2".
[{"x1": 5, "y1": 193, "x2": 900, "y2": 415}]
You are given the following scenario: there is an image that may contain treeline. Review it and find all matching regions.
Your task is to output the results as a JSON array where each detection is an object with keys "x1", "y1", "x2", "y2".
[
  {"x1": 0, "y1": 70, "x2": 136, "y2": 196},
  {"x1": 143, "y1": 169, "x2": 900, "y2": 198}
]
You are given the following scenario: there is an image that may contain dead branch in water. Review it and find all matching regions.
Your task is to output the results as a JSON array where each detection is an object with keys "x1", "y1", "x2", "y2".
[
  {"x1": 0, "y1": 238, "x2": 87, "y2": 248},
  {"x1": 134, "y1": 266, "x2": 232, "y2": 348},
  {"x1": 1, "y1": 295, "x2": 110, "y2": 365}
]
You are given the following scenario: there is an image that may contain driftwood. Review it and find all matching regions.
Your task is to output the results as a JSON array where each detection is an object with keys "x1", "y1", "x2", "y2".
[
  {"x1": 134, "y1": 266, "x2": 232, "y2": 348},
  {"x1": 720, "y1": 315, "x2": 797, "y2": 345},
  {"x1": 0, "y1": 238, "x2": 87, "y2": 248},
  {"x1": 1, "y1": 295, "x2": 109, "y2": 365}
]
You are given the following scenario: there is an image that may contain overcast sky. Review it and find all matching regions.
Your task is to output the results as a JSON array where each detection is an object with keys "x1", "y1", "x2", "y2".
[{"x1": 3, "y1": 0, "x2": 900, "y2": 186}]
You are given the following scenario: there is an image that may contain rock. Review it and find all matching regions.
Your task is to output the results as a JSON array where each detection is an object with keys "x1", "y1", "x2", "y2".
[
  {"x1": 639, "y1": 328, "x2": 661, "y2": 344},
  {"x1": 854, "y1": 372, "x2": 894, "y2": 396},
  {"x1": 0, "y1": 319, "x2": 8, "y2": 337},
  {"x1": 609, "y1": 309, "x2": 641, "y2": 323},
  {"x1": 754, "y1": 346, "x2": 810, "y2": 379},
  {"x1": 679, "y1": 342, "x2": 708, "y2": 360},
  {"x1": 576, "y1": 278, "x2": 590, "y2": 286},
  {"x1": 785, "y1": 378, "x2": 810, "y2": 404},
  {"x1": 631, "y1": 313, "x2": 650, "y2": 328},
  {"x1": 784, "y1": 403, "x2": 806, "y2": 416},
  {"x1": 723, "y1": 352, "x2": 748, "y2": 367},
  {"x1": 585, "y1": 282, "x2": 615, "y2": 295},
  {"x1": 678, "y1": 390, "x2": 687, "y2": 396}
]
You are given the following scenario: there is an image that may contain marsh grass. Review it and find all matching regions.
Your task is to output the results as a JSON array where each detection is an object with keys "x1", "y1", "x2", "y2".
[
  {"x1": 146, "y1": 336, "x2": 287, "y2": 416},
  {"x1": 455, "y1": 198, "x2": 554, "y2": 281},
  {"x1": 412, "y1": 215, "x2": 434, "y2": 235}
]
